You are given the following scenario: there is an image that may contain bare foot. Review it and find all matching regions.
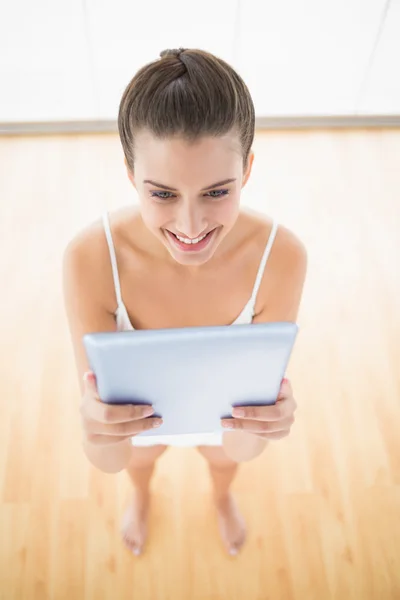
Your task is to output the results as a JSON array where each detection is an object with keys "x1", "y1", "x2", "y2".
[
  {"x1": 215, "y1": 493, "x2": 247, "y2": 556},
  {"x1": 121, "y1": 490, "x2": 149, "y2": 555}
]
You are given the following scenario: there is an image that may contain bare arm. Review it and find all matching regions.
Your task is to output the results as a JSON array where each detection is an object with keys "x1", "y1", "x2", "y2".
[
  {"x1": 62, "y1": 230, "x2": 133, "y2": 473},
  {"x1": 222, "y1": 227, "x2": 308, "y2": 462}
]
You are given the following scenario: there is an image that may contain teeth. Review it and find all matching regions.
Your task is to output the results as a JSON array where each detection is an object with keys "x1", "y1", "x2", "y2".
[{"x1": 175, "y1": 232, "x2": 208, "y2": 244}]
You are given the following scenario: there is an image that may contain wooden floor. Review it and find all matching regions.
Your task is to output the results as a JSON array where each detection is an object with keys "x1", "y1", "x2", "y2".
[{"x1": 0, "y1": 128, "x2": 399, "y2": 600}]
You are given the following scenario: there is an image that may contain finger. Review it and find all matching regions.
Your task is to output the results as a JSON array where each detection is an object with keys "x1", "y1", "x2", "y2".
[
  {"x1": 82, "y1": 372, "x2": 155, "y2": 424},
  {"x1": 232, "y1": 395, "x2": 297, "y2": 422},
  {"x1": 84, "y1": 433, "x2": 134, "y2": 445},
  {"x1": 222, "y1": 415, "x2": 294, "y2": 433},
  {"x1": 83, "y1": 371, "x2": 99, "y2": 398},
  {"x1": 85, "y1": 416, "x2": 163, "y2": 437},
  {"x1": 83, "y1": 396, "x2": 156, "y2": 425},
  {"x1": 278, "y1": 378, "x2": 293, "y2": 400}
]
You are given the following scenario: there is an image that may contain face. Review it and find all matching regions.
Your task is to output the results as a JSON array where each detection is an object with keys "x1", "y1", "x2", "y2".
[{"x1": 125, "y1": 130, "x2": 254, "y2": 267}]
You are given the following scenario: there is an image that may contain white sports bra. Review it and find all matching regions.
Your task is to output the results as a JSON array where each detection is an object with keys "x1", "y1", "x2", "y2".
[{"x1": 102, "y1": 211, "x2": 279, "y2": 447}]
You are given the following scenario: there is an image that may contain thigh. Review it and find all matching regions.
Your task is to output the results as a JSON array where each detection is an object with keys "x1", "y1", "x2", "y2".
[
  {"x1": 196, "y1": 444, "x2": 238, "y2": 467},
  {"x1": 128, "y1": 443, "x2": 169, "y2": 468},
  {"x1": 198, "y1": 432, "x2": 269, "y2": 463}
]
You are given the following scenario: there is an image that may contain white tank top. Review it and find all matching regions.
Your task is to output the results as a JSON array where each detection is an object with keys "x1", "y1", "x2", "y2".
[{"x1": 102, "y1": 211, "x2": 279, "y2": 447}]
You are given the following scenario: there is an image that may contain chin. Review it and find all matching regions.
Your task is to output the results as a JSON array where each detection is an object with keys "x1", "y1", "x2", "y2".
[{"x1": 167, "y1": 249, "x2": 216, "y2": 266}]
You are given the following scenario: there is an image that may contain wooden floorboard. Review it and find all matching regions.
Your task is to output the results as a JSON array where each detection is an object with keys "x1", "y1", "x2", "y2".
[{"x1": 0, "y1": 128, "x2": 399, "y2": 600}]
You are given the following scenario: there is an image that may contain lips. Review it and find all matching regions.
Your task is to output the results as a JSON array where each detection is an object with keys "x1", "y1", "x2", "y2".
[
  {"x1": 168, "y1": 228, "x2": 215, "y2": 240},
  {"x1": 164, "y1": 227, "x2": 218, "y2": 252}
]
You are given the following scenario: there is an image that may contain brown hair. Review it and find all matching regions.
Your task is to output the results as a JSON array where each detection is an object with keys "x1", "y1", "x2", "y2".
[{"x1": 117, "y1": 47, "x2": 255, "y2": 173}]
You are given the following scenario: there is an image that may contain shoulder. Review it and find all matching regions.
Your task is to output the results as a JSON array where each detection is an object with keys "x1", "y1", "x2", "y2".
[
  {"x1": 273, "y1": 222, "x2": 308, "y2": 277},
  {"x1": 244, "y1": 210, "x2": 308, "y2": 322},
  {"x1": 62, "y1": 206, "x2": 138, "y2": 313},
  {"x1": 62, "y1": 213, "x2": 109, "y2": 281},
  {"x1": 240, "y1": 208, "x2": 307, "y2": 271}
]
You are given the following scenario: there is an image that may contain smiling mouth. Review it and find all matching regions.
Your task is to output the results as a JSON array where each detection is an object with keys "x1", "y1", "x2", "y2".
[
  {"x1": 168, "y1": 229, "x2": 214, "y2": 244},
  {"x1": 164, "y1": 227, "x2": 218, "y2": 251}
]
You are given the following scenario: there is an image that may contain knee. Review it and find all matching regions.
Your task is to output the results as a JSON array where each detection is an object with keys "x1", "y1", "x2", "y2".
[{"x1": 222, "y1": 433, "x2": 269, "y2": 463}]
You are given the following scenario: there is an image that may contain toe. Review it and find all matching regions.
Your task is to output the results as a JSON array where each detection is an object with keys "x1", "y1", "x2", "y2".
[
  {"x1": 229, "y1": 536, "x2": 244, "y2": 555},
  {"x1": 122, "y1": 535, "x2": 135, "y2": 552},
  {"x1": 122, "y1": 535, "x2": 142, "y2": 556}
]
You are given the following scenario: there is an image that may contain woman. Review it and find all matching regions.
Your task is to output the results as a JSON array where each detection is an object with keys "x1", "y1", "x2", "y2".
[{"x1": 62, "y1": 47, "x2": 307, "y2": 557}]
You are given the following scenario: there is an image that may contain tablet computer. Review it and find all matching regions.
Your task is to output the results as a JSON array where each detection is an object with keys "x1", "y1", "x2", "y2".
[{"x1": 83, "y1": 322, "x2": 298, "y2": 438}]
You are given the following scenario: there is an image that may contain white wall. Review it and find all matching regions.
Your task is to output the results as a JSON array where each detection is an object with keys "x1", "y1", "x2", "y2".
[
  {"x1": 0, "y1": 0, "x2": 398, "y2": 122},
  {"x1": 0, "y1": 0, "x2": 95, "y2": 120},
  {"x1": 356, "y1": 0, "x2": 400, "y2": 114}
]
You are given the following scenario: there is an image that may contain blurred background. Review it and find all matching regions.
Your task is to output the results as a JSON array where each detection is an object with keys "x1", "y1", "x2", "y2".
[
  {"x1": 0, "y1": 1, "x2": 399, "y2": 600},
  {"x1": 1, "y1": 0, "x2": 400, "y2": 127}
]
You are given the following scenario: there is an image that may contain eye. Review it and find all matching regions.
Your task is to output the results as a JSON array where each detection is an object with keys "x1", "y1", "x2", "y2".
[
  {"x1": 149, "y1": 189, "x2": 230, "y2": 200},
  {"x1": 207, "y1": 189, "x2": 229, "y2": 199},
  {"x1": 150, "y1": 191, "x2": 174, "y2": 200}
]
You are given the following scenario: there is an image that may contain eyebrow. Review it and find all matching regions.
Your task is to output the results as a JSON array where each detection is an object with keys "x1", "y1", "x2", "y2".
[{"x1": 143, "y1": 178, "x2": 237, "y2": 191}]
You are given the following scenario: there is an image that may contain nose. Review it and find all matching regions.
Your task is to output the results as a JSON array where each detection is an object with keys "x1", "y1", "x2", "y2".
[{"x1": 174, "y1": 201, "x2": 207, "y2": 238}]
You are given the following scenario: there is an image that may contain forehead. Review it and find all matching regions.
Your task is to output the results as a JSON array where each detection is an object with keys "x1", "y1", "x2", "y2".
[{"x1": 134, "y1": 130, "x2": 241, "y2": 176}]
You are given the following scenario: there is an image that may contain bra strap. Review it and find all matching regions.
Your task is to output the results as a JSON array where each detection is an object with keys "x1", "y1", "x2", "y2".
[
  {"x1": 249, "y1": 221, "x2": 279, "y2": 312},
  {"x1": 102, "y1": 211, "x2": 122, "y2": 307}
]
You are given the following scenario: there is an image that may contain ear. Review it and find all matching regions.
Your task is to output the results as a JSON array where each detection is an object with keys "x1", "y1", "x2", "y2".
[{"x1": 242, "y1": 150, "x2": 254, "y2": 188}]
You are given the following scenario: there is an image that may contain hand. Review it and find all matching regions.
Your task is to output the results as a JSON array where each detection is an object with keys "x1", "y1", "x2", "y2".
[
  {"x1": 80, "y1": 371, "x2": 163, "y2": 446},
  {"x1": 221, "y1": 378, "x2": 297, "y2": 440}
]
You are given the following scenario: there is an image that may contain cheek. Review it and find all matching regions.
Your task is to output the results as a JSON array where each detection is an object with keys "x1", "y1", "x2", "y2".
[
  {"x1": 140, "y1": 200, "x2": 170, "y2": 229},
  {"x1": 217, "y1": 195, "x2": 240, "y2": 224}
]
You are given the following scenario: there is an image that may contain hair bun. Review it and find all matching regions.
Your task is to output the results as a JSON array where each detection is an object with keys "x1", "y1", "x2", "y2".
[{"x1": 159, "y1": 48, "x2": 187, "y2": 59}]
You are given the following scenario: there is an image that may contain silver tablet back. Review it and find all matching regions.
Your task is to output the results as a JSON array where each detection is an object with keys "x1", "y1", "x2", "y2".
[{"x1": 83, "y1": 322, "x2": 298, "y2": 438}]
